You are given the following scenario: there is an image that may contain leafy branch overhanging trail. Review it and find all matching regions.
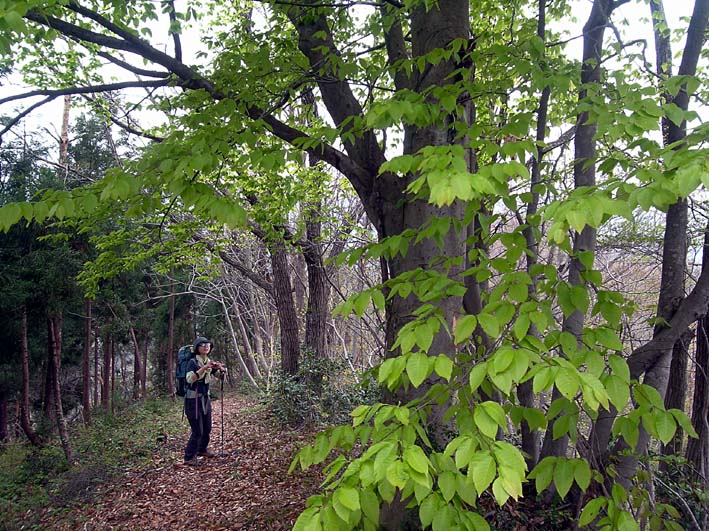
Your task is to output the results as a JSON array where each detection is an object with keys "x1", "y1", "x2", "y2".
[{"x1": 35, "y1": 395, "x2": 323, "y2": 531}]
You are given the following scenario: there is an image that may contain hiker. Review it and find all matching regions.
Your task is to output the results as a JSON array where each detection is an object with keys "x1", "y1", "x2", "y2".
[{"x1": 183, "y1": 336, "x2": 226, "y2": 466}]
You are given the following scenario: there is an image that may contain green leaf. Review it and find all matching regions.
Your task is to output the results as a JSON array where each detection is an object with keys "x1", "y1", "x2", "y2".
[
  {"x1": 404, "y1": 445, "x2": 430, "y2": 474},
  {"x1": 553, "y1": 458, "x2": 575, "y2": 499},
  {"x1": 604, "y1": 374, "x2": 630, "y2": 410},
  {"x1": 439, "y1": 470, "x2": 457, "y2": 502},
  {"x1": 574, "y1": 460, "x2": 592, "y2": 491},
  {"x1": 359, "y1": 489, "x2": 379, "y2": 525},
  {"x1": 454, "y1": 314, "x2": 477, "y2": 344},
  {"x1": 333, "y1": 487, "x2": 360, "y2": 511},
  {"x1": 555, "y1": 367, "x2": 580, "y2": 400},
  {"x1": 407, "y1": 352, "x2": 430, "y2": 388},
  {"x1": 579, "y1": 497, "x2": 607, "y2": 527},
  {"x1": 293, "y1": 507, "x2": 322, "y2": 531},
  {"x1": 469, "y1": 363, "x2": 487, "y2": 393},
  {"x1": 669, "y1": 408, "x2": 698, "y2": 438},
  {"x1": 529, "y1": 457, "x2": 555, "y2": 494},
  {"x1": 474, "y1": 405, "x2": 499, "y2": 439},
  {"x1": 608, "y1": 354, "x2": 630, "y2": 383},
  {"x1": 654, "y1": 411, "x2": 676, "y2": 445},
  {"x1": 478, "y1": 313, "x2": 500, "y2": 338},
  {"x1": 434, "y1": 355, "x2": 453, "y2": 381},
  {"x1": 419, "y1": 494, "x2": 437, "y2": 528},
  {"x1": 469, "y1": 452, "x2": 496, "y2": 496}
]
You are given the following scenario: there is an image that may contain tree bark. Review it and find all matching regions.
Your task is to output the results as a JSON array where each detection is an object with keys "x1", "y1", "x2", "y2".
[
  {"x1": 167, "y1": 280, "x2": 176, "y2": 395},
  {"x1": 271, "y1": 240, "x2": 300, "y2": 375},
  {"x1": 686, "y1": 226, "x2": 709, "y2": 487},
  {"x1": 102, "y1": 329, "x2": 112, "y2": 411},
  {"x1": 49, "y1": 313, "x2": 73, "y2": 463},
  {"x1": 82, "y1": 298, "x2": 91, "y2": 424},
  {"x1": 20, "y1": 305, "x2": 40, "y2": 445},
  {"x1": 129, "y1": 326, "x2": 142, "y2": 401}
]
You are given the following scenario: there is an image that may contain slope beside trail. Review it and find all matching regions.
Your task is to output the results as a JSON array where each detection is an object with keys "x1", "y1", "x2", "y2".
[{"x1": 37, "y1": 395, "x2": 323, "y2": 531}]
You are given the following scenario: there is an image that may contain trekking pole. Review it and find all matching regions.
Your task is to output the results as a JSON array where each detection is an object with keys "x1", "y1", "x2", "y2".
[{"x1": 218, "y1": 375, "x2": 227, "y2": 457}]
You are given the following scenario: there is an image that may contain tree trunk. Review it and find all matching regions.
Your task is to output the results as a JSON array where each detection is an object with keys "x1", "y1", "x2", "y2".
[
  {"x1": 82, "y1": 298, "x2": 91, "y2": 424},
  {"x1": 609, "y1": 0, "x2": 708, "y2": 487},
  {"x1": 129, "y1": 326, "x2": 142, "y2": 401},
  {"x1": 93, "y1": 322, "x2": 99, "y2": 408},
  {"x1": 271, "y1": 240, "x2": 300, "y2": 375},
  {"x1": 660, "y1": 329, "x2": 692, "y2": 467},
  {"x1": 167, "y1": 280, "x2": 176, "y2": 395},
  {"x1": 0, "y1": 391, "x2": 7, "y2": 443},
  {"x1": 541, "y1": 0, "x2": 615, "y2": 466},
  {"x1": 49, "y1": 313, "x2": 73, "y2": 464},
  {"x1": 102, "y1": 330, "x2": 112, "y2": 411},
  {"x1": 686, "y1": 227, "x2": 709, "y2": 488},
  {"x1": 42, "y1": 327, "x2": 56, "y2": 423},
  {"x1": 141, "y1": 335, "x2": 148, "y2": 398},
  {"x1": 518, "y1": 0, "x2": 550, "y2": 470},
  {"x1": 20, "y1": 305, "x2": 40, "y2": 445}
]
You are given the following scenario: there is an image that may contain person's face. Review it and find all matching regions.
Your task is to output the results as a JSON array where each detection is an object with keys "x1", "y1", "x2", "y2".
[{"x1": 198, "y1": 343, "x2": 211, "y2": 355}]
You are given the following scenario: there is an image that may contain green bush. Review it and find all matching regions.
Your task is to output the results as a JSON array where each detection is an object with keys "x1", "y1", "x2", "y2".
[{"x1": 265, "y1": 351, "x2": 380, "y2": 427}]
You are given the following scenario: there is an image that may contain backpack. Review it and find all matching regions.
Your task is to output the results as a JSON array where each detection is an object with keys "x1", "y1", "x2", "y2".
[{"x1": 175, "y1": 345, "x2": 194, "y2": 397}]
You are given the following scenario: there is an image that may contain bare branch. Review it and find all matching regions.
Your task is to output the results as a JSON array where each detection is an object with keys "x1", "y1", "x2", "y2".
[
  {"x1": 165, "y1": 0, "x2": 183, "y2": 62},
  {"x1": 96, "y1": 50, "x2": 171, "y2": 78},
  {"x1": 0, "y1": 80, "x2": 169, "y2": 106},
  {"x1": 0, "y1": 95, "x2": 55, "y2": 142}
]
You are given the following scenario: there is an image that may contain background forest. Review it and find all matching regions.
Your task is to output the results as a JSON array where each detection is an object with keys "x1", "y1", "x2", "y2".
[{"x1": 0, "y1": 0, "x2": 708, "y2": 529}]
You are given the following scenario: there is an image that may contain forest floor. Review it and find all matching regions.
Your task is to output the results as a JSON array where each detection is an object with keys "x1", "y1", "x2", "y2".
[{"x1": 32, "y1": 394, "x2": 323, "y2": 531}]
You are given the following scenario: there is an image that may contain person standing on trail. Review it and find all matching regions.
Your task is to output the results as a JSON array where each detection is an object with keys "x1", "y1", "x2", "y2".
[{"x1": 183, "y1": 336, "x2": 226, "y2": 466}]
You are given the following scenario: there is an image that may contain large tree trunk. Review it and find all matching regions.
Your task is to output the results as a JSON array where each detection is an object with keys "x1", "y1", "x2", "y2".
[
  {"x1": 271, "y1": 241, "x2": 300, "y2": 375},
  {"x1": 686, "y1": 227, "x2": 709, "y2": 488},
  {"x1": 20, "y1": 305, "x2": 40, "y2": 445},
  {"x1": 303, "y1": 205, "x2": 329, "y2": 363},
  {"x1": 82, "y1": 298, "x2": 91, "y2": 425},
  {"x1": 49, "y1": 313, "x2": 73, "y2": 464}
]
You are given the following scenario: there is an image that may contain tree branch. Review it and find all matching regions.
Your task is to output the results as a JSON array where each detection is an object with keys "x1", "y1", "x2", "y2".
[
  {"x1": 628, "y1": 260, "x2": 709, "y2": 379},
  {"x1": 0, "y1": 80, "x2": 170, "y2": 106},
  {"x1": 165, "y1": 0, "x2": 183, "y2": 62},
  {"x1": 96, "y1": 50, "x2": 171, "y2": 78}
]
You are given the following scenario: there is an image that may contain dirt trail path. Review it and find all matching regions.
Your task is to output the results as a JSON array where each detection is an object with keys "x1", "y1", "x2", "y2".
[{"x1": 38, "y1": 395, "x2": 322, "y2": 531}]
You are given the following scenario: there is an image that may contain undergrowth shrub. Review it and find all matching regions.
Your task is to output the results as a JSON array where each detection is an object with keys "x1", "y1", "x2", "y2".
[
  {"x1": 0, "y1": 396, "x2": 185, "y2": 530},
  {"x1": 266, "y1": 350, "x2": 380, "y2": 427}
]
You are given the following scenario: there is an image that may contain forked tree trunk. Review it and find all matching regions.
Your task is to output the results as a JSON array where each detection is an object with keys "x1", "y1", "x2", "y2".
[
  {"x1": 20, "y1": 305, "x2": 40, "y2": 446},
  {"x1": 49, "y1": 313, "x2": 73, "y2": 464}
]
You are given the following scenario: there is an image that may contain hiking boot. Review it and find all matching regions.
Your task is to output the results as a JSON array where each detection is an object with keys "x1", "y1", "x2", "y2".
[
  {"x1": 198, "y1": 450, "x2": 216, "y2": 458},
  {"x1": 184, "y1": 457, "x2": 202, "y2": 467}
]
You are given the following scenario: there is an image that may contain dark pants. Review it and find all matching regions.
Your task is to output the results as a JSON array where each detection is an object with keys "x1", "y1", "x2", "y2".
[{"x1": 184, "y1": 398, "x2": 212, "y2": 460}]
